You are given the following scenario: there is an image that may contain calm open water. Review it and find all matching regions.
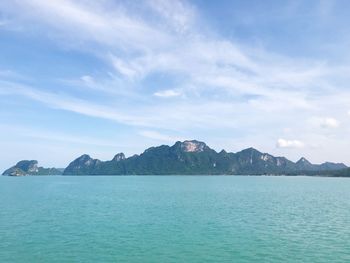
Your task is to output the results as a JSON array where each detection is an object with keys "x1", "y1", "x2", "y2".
[{"x1": 1, "y1": 176, "x2": 350, "y2": 262}]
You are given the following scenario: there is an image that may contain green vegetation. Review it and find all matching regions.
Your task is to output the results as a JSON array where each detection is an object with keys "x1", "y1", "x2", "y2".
[
  {"x1": 62, "y1": 140, "x2": 347, "y2": 176},
  {"x1": 329, "y1": 168, "x2": 350, "y2": 177},
  {"x1": 2, "y1": 160, "x2": 62, "y2": 176}
]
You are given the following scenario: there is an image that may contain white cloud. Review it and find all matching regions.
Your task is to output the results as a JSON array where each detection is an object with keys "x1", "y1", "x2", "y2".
[
  {"x1": 0, "y1": 81, "x2": 154, "y2": 127},
  {"x1": 110, "y1": 56, "x2": 140, "y2": 78},
  {"x1": 154, "y1": 89, "x2": 181, "y2": 98},
  {"x1": 2, "y1": 0, "x2": 329, "y2": 96},
  {"x1": 1, "y1": 0, "x2": 347, "y2": 125},
  {"x1": 148, "y1": 0, "x2": 197, "y2": 33},
  {"x1": 0, "y1": 80, "x2": 244, "y2": 130},
  {"x1": 139, "y1": 130, "x2": 183, "y2": 142},
  {"x1": 1, "y1": 0, "x2": 170, "y2": 51},
  {"x1": 276, "y1": 139, "x2": 304, "y2": 149},
  {"x1": 80, "y1": 75, "x2": 94, "y2": 85},
  {"x1": 320, "y1": 117, "x2": 339, "y2": 128}
]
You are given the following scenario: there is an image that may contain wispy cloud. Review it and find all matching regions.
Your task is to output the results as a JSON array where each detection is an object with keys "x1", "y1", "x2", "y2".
[
  {"x1": 276, "y1": 139, "x2": 304, "y2": 149},
  {"x1": 0, "y1": 80, "x2": 156, "y2": 127},
  {"x1": 1, "y1": 0, "x2": 346, "y2": 117},
  {"x1": 0, "y1": 124, "x2": 122, "y2": 148},
  {"x1": 4, "y1": 0, "x2": 168, "y2": 49},
  {"x1": 0, "y1": 80, "x2": 251, "y2": 130},
  {"x1": 154, "y1": 89, "x2": 181, "y2": 98},
  {"x1": 139, "y1": 130, "x2": 183, "y2": 142},
  {"x1": 148, "y1": 0, "x2": 197, "y2": 33}
]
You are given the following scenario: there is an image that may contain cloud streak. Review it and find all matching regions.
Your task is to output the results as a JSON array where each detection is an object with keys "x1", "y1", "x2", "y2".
[
  {"x1": 139, "y1": 130, "x2": 184, "y2": 142},
  {"x1": 154, "y1": 89, "x2": 182, "y2": 98}
]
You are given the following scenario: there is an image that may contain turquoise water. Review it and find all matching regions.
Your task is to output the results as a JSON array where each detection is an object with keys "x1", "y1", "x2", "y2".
[{"x1": 1, "y1": 176, "x2": 350, "y2": 262}]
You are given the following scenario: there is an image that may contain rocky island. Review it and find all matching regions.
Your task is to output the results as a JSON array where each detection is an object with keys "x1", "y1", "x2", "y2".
[
  {"x1": 3, "y1": 140, "x2": 348, "y2": 176},
  {"x1": 2, "y1": 160, "x2": 63, "y2": 176}
]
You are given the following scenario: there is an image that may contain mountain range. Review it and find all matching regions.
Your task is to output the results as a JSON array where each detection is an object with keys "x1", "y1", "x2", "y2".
[{"x1": 2, "y1": 140, "x2": 348, "y2": 176}]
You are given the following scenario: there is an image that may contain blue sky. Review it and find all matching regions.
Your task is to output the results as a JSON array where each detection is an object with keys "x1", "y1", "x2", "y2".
[{"x1": 1, "y1": 0, "x2": 350, "y2": 170}]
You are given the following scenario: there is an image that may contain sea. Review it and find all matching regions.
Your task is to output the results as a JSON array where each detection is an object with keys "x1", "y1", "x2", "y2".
[{"x1": 1, "y1": 175, "x2": 350, "y2": 262}]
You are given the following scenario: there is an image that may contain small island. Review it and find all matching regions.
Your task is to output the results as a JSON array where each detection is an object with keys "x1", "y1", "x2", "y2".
[{"x1": 2, "y1": 160, "x2": 63, "y2": 176}]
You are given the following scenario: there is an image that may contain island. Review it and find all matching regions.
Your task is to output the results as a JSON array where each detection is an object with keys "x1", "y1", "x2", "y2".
[
  {"x1": 3, "y1": 140, "x2": 348, "y2": 176},
  {"x1": 2, "y1": 160, "x2": 63, "y2": 176}
]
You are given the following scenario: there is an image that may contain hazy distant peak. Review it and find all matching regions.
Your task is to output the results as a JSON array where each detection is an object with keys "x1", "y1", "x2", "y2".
[
  {"x1": 296, "y1": 157, "x2": 312, "y2": 165},
  {"x1": 112, "y1": 153, "x2": 125, "y2": 162},
  {"x1": 237, "y1": 147, "x2": 261, "y2": 155},
  {"x1": 77, "y1": 154, "x2": 91, "y2": 161}
]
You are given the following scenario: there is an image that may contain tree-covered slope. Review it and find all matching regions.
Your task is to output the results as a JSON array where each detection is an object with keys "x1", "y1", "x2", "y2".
[
  {"x1": 61, "y1": 140, "x2": 348, "y2": 175},
  {"x1": 2, "y1": 160, "x2": 62, "y2": 176}
]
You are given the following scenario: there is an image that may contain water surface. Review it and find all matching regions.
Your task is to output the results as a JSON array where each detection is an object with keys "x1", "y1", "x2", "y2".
[{"x1": 1, "y1": 176, "x2": 350, "y2": 262}]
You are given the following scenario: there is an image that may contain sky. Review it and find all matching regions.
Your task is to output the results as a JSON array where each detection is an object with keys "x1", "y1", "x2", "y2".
[{"x1": 1, "y1": 0, "x2": 350, "y2": 170}]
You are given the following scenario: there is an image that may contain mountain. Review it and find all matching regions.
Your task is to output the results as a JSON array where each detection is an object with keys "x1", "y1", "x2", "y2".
[
  {"x1": 2, "y1": 160, "x2": 63, "y2": 176},
  {"x1": 295, "y1": 157, "x2": 315, "y2": 170},
  {"x1": 318, "y1": 162, "x2": 347, "y2": 171},
  {"x1": 63, "y1": 154, "x2": 101, "y2": 175},
  {"x1": 61, "y1": 140, "x2": 347, "y2": 175}
]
